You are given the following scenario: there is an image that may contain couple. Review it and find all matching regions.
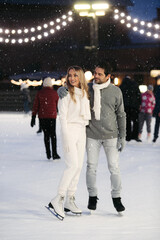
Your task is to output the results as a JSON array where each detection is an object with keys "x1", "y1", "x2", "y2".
[{"x1": 47, "y1": 63, "x2": 126, "y2": 220}]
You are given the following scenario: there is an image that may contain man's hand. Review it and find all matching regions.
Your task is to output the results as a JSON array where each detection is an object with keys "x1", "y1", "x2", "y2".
[
  {"x1": 117, "y1": 137, "x2": 126, "y2": 152},
  {"x1": 57, "y1": 86, "x2": 68, "y2": 99},
  {"x1": 31, "y1": 115, "x2": 36, "y2": 127}
]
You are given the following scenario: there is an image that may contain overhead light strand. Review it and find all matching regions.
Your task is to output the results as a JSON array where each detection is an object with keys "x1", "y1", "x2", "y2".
[
  {"x1": 113, "y1": 9, "x2": 160, "y2": 39},
  {"x1": 0, "y1": 11, "x2": 73, "y2": 44}
]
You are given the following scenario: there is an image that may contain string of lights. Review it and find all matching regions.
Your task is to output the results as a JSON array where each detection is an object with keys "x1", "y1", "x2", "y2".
[
  {"x1": 11, "y1": 78, "x2": 62, "y2": 86},
  {"x1": 113, "y1": 9, "x2": 160, "y2": 39},
  {"x1": 0, "y1": 11, "x2": 73, "y2": 44},
  {"x1": 0, "y1": 7, "x2": 159, "y2": 44}
]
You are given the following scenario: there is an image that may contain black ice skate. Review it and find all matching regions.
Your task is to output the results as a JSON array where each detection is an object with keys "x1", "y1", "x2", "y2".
[
  {"x1": 46, "y1": 149, "x2": 51, "y2": 160},
  {"x1": 112, "y1": 197, "x2": 125, "y2": 214},
  {"x1": 88, "y1": 196, "x2": 99, "y2": 210},
  {"x1": 152, "y1": 138, "x2": 157, "y2": 143},
  {"x1": 52, "y1": 153, "x2": 60, "y2": 160}
]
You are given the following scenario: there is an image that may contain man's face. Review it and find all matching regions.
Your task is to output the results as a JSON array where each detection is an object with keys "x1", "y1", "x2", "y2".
[{"x1": 94, "y1": 67, "x2": 110, "y2": 84}]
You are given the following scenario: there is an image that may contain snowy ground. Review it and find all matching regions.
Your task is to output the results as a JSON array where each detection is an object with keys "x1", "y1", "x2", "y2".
[{"x1": 0, "y1": 112, "x2": 160, "y2": 240}]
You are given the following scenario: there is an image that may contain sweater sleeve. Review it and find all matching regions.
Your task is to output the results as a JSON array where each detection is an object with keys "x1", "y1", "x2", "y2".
[
  {"x1": 116, "y1": 89, "x2": 126, "y2": 138},
  {"x1": 58, "y1": 95, "x2": 70, "y2": 138}
]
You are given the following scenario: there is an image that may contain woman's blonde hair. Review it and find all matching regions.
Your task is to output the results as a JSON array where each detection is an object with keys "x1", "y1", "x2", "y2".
[{"x1": 66, "y1": 66, "x2": 89, "y2": 102}]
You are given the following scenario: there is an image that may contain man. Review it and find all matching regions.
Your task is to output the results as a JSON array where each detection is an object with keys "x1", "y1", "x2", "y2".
[
  {"x1": 58, "y1": 62, "x2": 126, "y2": 213},
  {"x1": 152, "y1": 79, "x2": 160, "y2": 143},
  {"x1": 120, "y1": 76, "x2": 141, "y2": 142},
  {"x1": 31, "y1": 77, "x2": 60, "y2": 160}
]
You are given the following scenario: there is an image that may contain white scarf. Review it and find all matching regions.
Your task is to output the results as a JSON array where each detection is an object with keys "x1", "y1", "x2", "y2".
[
  {"x1": 74, "y1": 87, "x2": 91, "y2": 121},
  {"x1": 93, "y1": 78, "x2": 111, "y2": 120}
]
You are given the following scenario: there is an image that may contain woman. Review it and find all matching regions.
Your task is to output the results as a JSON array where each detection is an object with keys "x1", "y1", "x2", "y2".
[{"x1": 47, "y1": 66, "x2": 91, "y2": 220}]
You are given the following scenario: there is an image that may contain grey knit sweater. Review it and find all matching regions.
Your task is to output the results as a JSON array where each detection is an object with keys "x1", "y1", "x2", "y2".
[{"x1": 86, "y1": 82, "x2": 126, "y2": 140}]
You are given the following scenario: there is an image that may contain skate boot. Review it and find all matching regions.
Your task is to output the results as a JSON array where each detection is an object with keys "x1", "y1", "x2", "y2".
[
  {"x1": 52, "y1": 153, "x2": 61, "y2": 160},
  {"x1": 88, "y1": 196, "x2": 99, "y2": 210},
  {"x1": 46, "y1": 147, "x2": 51, "y2": 160},
  {"x1": 37, "y1": 129, "x2": 42, "y2": 134},
  {"x1": 147, "y1": 133, "x2": 151, "y2": 141},
  {"x1": 49, "y1": 195, "x2": 65, "y2": 219},
  {"x1": 112, "y1": 197, "x2": 125, "y2": 213},
  {"x1": 46, "y1": 152, "x2": 51, "y2": 160},
  {"x1": 64, "y1": 196, "x2": 82, "y2": 214},
  {"x1": 152, "y1": 138, "x2": 157, "y2": 143}
]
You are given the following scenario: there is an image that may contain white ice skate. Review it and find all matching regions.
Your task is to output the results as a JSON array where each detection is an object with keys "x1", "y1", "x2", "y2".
[
  {"x1": 48, "y1": 195, "x2": 65, "y2": 220},
  {"x1": 64, "y1": 196, "x2": 82, "y2": 215}
]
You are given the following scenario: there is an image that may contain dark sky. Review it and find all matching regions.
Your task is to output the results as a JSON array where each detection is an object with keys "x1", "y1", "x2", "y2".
[
  {"x1": 128, "y1": 0, "x2": 159, "y2": 21},
  {"x1": 0, "y1": 0, "x2": 159, "y2": 20},
  {"x1": 0, "y1": 0, "x2": 159, "y2": 43},
  {"x1": 128, "y1": 0, "x2": 160, "y2": 43}
]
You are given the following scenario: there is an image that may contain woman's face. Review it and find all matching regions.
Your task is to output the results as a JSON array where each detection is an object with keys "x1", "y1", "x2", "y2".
[{"x1": 68, "y1": 69, "x2": 80, "y2": 88}]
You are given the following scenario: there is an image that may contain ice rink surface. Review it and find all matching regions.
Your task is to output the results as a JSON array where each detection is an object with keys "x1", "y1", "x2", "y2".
[{"x1": 0, "y1": 112, "x2": 160, "y2": 240}]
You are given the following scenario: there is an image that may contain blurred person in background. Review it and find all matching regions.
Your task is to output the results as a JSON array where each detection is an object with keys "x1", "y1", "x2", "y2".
[
  {"x1": 30, "y1": 77, "x2": 60, "y2": 160},
  {"x1": 20, "y1": 82, "x2": 31, "y2": 114},
  {"x1": 152, "y1": 76, "x2": 160, "y2": 143},
  {"x1": 36, "y1": 85, "x2": 43, "y2": 134},
  {"x1": 36, "y1": 119, "x2": 42, "y2": 134},
  {"x1": 120, "y1": 76, "x2": 141, "y2": 142},
  {"x1": 138, "y1": 85, "x2": 155, "y2": 141}
]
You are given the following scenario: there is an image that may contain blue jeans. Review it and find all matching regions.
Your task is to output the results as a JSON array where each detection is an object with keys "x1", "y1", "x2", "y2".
[
  {"x1": 86, "y1": 137, "x2": 122, "y2": 198},
  {"x1": 24, "y1": 99, "x2": 30, "y2": 113}
]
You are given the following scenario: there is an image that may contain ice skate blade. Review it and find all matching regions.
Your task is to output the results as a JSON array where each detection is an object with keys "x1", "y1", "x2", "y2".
[
  {"x1": 89, "y1": 210, "x2": 95, "y2": 215},
  {"x1": 64, "y1": 208, "x2": 82, "y2": 215},
  {"x1": 118, "y1": 211, "x2": 124, "y2": 216},
  {"x1": 52, "y1": 158, "x2": 61, "y2": 162},
  {"x1": 45, "y1": 206, "x2": 64, "y2": 221}
]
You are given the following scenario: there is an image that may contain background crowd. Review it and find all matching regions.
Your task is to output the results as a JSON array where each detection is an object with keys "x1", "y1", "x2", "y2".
[{"x1": 120, "y1": 75, "x2": 160, "y2": 143}]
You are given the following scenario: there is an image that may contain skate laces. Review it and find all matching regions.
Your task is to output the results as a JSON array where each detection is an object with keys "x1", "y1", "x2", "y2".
[
  {"x1": 59, "y1": 196, "x2": 64, "y2": 211},
  {"x1": 70, "y1": 196, "x2": 75, "y2": 200},
  {"x1": 59, "y1": 196, "x2": 64, "y2": 203},
  {"x1": 69, "y1": 196, "x2": 78, "y2": 208}
]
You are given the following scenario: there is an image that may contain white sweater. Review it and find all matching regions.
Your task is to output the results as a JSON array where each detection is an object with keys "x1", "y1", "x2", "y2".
[{"x1": 58, "y1": 87, "x2": 91, "y2": 138}]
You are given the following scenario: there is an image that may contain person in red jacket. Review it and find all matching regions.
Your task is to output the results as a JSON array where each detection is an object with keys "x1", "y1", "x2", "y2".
[
  {"x1": 31, "y1": 77, "x2": 60, "y2": 160},
  {"x1": 138, "y1": 85, "x2": 155, "y2": 141}
]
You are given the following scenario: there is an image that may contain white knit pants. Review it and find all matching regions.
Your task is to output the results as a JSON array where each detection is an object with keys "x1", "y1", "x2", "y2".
[{"x1": 58, "y1": 124, "x2": 86, "y2": 197}]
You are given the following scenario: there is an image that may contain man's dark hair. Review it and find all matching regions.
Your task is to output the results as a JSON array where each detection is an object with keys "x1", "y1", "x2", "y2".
[{"x1": 95, "y1": 61, "x2": 112, "y2": 76}]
